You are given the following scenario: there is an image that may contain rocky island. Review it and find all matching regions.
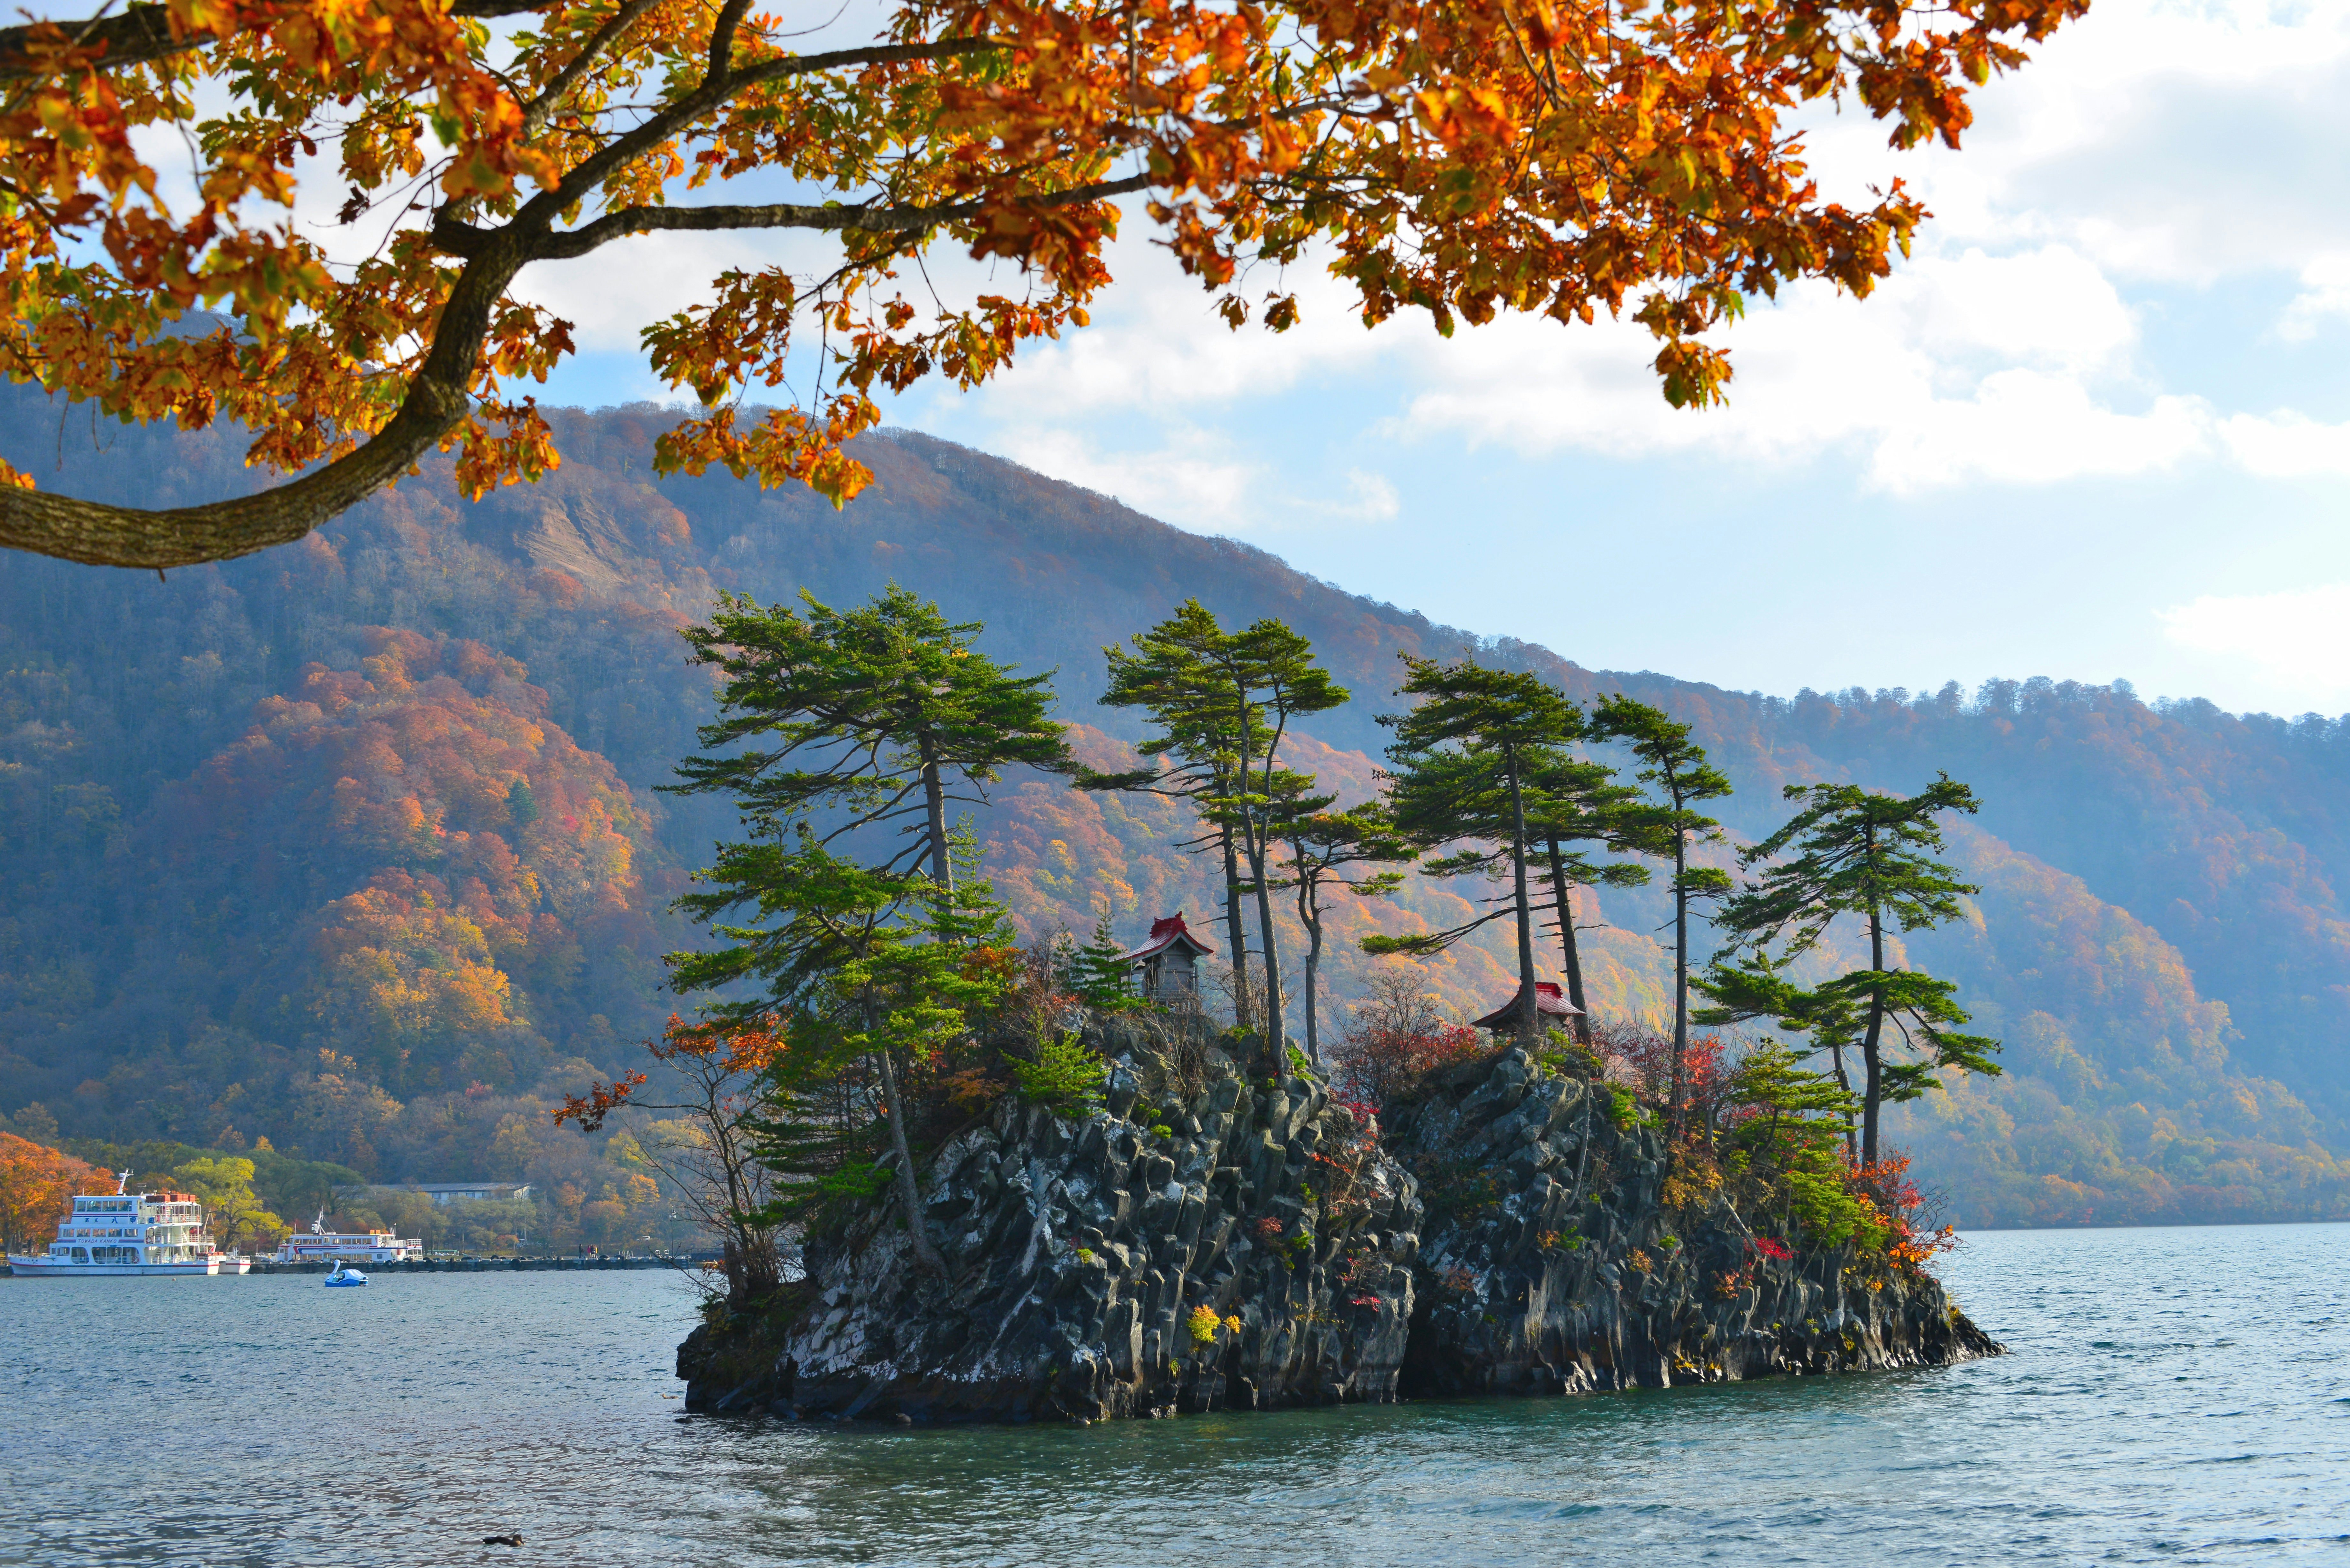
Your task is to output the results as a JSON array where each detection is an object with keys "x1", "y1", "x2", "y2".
[{"x1": 677, "y1": 1017, "x2": 1998, "y2": 1424}]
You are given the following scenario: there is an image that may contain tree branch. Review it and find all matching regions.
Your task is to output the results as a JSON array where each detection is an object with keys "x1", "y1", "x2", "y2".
[
  {"x1": 0, "y1": 19, "x2": 1100, "y2": 569},
  {"x1": 0, "y1": 227, "x2": 531, "y2": 569},
  {"x1": 520, "y1": 0, "x2": 664, "y2": 141},
  {"x1": 531, "y1": 35, "x2": 1008, "y2": 216},
  {"x1": 526, "y1": 173, "x2": 1150, "y2": 260},
  {"x1": 0, "y1": 0, "x2": 542, "y2": 82}
]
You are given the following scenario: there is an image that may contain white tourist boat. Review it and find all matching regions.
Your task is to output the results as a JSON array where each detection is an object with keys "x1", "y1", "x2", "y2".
[
  {"x1": 273, "y1": 1211, "x2": 422, "y2": 1265},
  {"x1": 8, "y1": 1172, "x2": 251, "y2": 1276}
]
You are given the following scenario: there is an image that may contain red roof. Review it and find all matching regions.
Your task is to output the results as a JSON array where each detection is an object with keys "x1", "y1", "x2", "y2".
[
  {"x1": 1471, "y1": 982, "x2": 1581, "y2": 1030},
  {"x1": 1116, "y1": 910, "x2": 1217, "y2": 963}
]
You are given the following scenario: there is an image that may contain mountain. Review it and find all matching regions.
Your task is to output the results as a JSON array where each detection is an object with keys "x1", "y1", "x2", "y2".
[{"x1": 0, "y1": 389, "x2": 2343, "y2": 1229}]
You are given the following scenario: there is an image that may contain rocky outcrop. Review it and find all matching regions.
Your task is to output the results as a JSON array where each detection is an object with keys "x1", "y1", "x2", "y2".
[
  {"x1": 678, "y1": 1025, "x2": 1998, "y2": 1423},
  {"x1": 1385, "y1": 1047, "x2": 1999, "y2": 1397},
  {"x1": 679, "y1": 1017, "x2": 1422, "y2": 1422}
]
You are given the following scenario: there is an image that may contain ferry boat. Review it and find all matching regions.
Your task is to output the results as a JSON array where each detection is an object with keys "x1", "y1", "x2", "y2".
[
  {"x1": 8, "y1": 1172, "x2": 251, "y2": 1276},
  {"x1": 273, "y1": 1211, "x2": 422, "y2": 1265}
]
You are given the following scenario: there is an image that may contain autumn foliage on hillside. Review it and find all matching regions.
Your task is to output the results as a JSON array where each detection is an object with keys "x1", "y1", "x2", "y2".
[
  {"x1": 138, "y1": 628, "x2": 667, "y2": 1104},
  {"x1": 0, "y1": 397, "x2": 2348, "y2": 1229},
  {"x1": 0, "y1": 626, "x2": 686, "y2": 1251},
  {"x1": 0, "y1": 1131, "x2": 105, "y2": 1252}
]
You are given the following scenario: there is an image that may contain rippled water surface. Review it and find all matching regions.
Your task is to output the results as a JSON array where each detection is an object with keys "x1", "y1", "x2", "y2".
[{"x1": 7, "y1": 1223, "x2": 2350, "y2": 1565}]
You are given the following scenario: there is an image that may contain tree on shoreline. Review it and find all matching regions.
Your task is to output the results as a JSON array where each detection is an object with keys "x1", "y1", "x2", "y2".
[
  {"x1": 556, "y1": 1013, "x2": 785, "y2": 1298},
  {"x1": 1702, "y1": 775, "x2": 2001, "y2": 1165},
  {"x1": 0, "y1": 0, "x2": 2085, "y2": 568},
  {"x1": 1590, "y1": 696, "x2": 1732, "y2": 1141},
  {"x1": 1272, "y1": 799, "x2": 1409, "y2": 1064},
  {"x1": 1367, "y1": 657, "x2": 1581, "y2": 1044},
  {"x1": 651, "y1": 589, "x2": 1056, "y2": 1272}
]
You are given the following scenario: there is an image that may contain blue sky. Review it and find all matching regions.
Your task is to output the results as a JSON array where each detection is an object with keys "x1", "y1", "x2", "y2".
[{"x1": 515, "y1": 0, "x2": 2350, "y2": 718}]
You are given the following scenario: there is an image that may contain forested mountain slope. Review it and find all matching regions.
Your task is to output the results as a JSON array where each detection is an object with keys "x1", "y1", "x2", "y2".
[{"x1": 0, "y1": 390, "x2": 2343, "y2": 1229}]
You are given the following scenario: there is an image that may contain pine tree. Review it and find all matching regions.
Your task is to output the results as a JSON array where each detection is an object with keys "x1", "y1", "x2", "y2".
[
  {"x1": 1088, "y1": 602, "x2": 1345, "y2": 1056},
  {"x1": 1366, "y1": 657, "x2": 1581, "y2": 1044},
  {"x1": 1590, "y1": 696, "x2": 1733, "y2": 1139},
  {"x1": 1271, "y1": 797, "x2": 1409, "y2": 1063},
  {"x1": 673, "y1": 585, "x2": 1072, "y2": 891},
  {"x1": 1087, "y1": 602, "x2": 1264, "y2": 1028},
  {"x1": 1703, "y1": 774, "x2": 2000, "y2": 1165},
  {"x1": 664, "y1": 588, "x2": 1065, "y2": 1273},
  {"x1": 1519, "y1": 749, "x2": 1657, "y2": 1046},
  {"x1": 1069, "y1": 911, "x2": 1137, "y2": 1011}
]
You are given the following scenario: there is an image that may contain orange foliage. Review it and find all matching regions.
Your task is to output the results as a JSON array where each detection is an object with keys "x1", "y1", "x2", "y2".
[
  {"x1": 555, "y1": 1013, "x2": 782, "y2": 1132},
  {"x1": 0, "y1": 0, "x2": 2084, "y2": 562},
  {"x1": 154, "y1": 627, "x2": 661, "y2": 1095},
  {"x1": 0, "y1": 1131, "x2": 106, "y2": 1253}
]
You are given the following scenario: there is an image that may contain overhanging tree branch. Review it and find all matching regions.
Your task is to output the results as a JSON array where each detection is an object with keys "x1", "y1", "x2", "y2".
[
  {"x1": 0, "y1": 0, "x2": 545, "y2": 82},
  {"x1": 524, "y1": 175, "x2": 1150, "y2": 260}
]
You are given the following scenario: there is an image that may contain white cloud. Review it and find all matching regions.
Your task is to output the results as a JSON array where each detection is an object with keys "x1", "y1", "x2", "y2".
[
  {"x1": 2277, "y1": 256, "x2": 2350, "y2": 342},
  {"x1": 1870, "y1": 374, "x2": 2211, "y2": 490},
  {"x1": 985, "y1": 424, "x2": 1264, "y2": 528},
  {"x1": 1383, "y1": 243, "x2": 2174, "y2": 491},
  {"x1": 1803, "y1": 0, "x2": 2350, "y2": 284},
  {"x1": 1329, "y1": 469, "x2": 1400, "y2": 522},
  {"x1": 2215, "y1": 410, "x2": 2350, "y2": 476},
  {"x1": 2159, "y1": 583, "x2": 2350, "y2": 707}
]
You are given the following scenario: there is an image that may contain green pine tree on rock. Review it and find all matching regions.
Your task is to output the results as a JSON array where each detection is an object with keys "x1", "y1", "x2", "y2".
[{"x1": 1699, "y1": 774, "x2": 2001, "y2": 1165}]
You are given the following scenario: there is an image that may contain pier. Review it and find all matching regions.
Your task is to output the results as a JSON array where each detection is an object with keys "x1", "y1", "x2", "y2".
[{"x1": 247, "y1": 1254, "x2": 708, "y2": 1275}]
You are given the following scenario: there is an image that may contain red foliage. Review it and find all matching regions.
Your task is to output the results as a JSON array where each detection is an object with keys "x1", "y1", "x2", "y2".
[
  {"x1": 555, "y1": 1013, "x2": 781, "y2": 1132},
  {"x1": 1588, "y1": 1021, "x2": 1731, "y2": 1123},
  {"x1": 1331, "y1": 976, "x2": 1489, "y2": 1110},
  {"x1": 1851, "y1": 1155, "x2": 1958, "y2": 1266}
]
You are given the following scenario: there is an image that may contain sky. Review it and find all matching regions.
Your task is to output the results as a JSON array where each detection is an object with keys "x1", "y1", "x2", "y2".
[{"x1": 511, "y1": 0, "x2": 2350, "y2": 719}]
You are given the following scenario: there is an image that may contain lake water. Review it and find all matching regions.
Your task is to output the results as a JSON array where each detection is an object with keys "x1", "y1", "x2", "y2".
[{"x1": 5, "y1": 1223, "x2": 2348, "y2": 1566}]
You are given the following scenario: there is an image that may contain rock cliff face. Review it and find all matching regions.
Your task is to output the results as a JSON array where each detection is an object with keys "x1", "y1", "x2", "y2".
[
  {"x1": 1386, "y1": 1048, "x2": 1999, "y2": 1397},
  {"x1": 679, "y1": 1017, "x2": 1422, "y2": 1422},
  {"x1": 678, "y1": 1023, "x2": 1997, "y2": 1422}
]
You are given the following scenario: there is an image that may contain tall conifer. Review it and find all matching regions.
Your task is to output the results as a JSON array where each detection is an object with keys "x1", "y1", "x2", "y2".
[
  {"x1": 665, "y1": 588, "x2": 1067, "y2": 1272},
  {"x1": 1089, "y1": 602, "x2": 1345, "y2": 1055},
  {"x1": 1520, "y1": 749, "x2": 1659, "y2": 1045},
  {"x1": 1367, "y1": 657, "x2": 1581, "y2": 1043},
  {"x1": 674, "y1": 585, "x2": 1072, "y2": 891},
  {"x1": 1590, "y1": 695, "x2": 1732, "y2": 1136},
  {"x1": 1272, "y1": 797, "x2": 1409, "y2": 1063},
  {"x1": 1703, "y1": 774, "x2": 2000, "y2": 1164}
]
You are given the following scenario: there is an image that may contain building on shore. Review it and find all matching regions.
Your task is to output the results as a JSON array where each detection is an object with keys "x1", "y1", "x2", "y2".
[{"x1": 341, "y1": 1181, "x2": 535, "y2": 1207}]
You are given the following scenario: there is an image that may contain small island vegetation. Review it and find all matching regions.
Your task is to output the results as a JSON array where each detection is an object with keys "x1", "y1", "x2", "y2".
[{"x1": 561, "y1": 586, "x2": 1991, "y2": 1343}]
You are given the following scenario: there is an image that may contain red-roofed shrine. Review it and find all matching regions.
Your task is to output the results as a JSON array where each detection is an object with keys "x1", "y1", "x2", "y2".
[
  {"x1": 1471, "y1": 982, "x2": 1582, "y2": 1032},
  {"x1": 1116, "y1": 911, "x2": 1216, "y2": 999}
]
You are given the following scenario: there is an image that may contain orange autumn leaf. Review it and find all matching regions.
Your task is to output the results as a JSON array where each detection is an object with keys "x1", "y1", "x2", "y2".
[{"x1": 0, "y1": 0, "x2": 2088, "y2": 568}]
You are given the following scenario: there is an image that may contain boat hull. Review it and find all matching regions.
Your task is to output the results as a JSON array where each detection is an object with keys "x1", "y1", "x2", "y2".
[{"x1": 6, "y1": 1255, "x2": 251, "y2": 1277}]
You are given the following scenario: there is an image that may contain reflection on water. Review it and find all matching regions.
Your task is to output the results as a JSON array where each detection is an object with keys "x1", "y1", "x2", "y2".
[{"x1": 5, "y1": 1224, "x2": 2349, "y2": 1565}]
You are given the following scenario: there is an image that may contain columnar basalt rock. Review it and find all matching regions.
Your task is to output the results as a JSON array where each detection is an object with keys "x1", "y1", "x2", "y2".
[
  {"x1": 679, "y1": 1015, "x2": 1423, "y2": 1422},
  {"x1": 677, "y1": 1024, "x2": 1999, "y2": 1422},
  {"x1": 1386, "y1": 1047, "x2": 1999, "y2": 1396}
]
